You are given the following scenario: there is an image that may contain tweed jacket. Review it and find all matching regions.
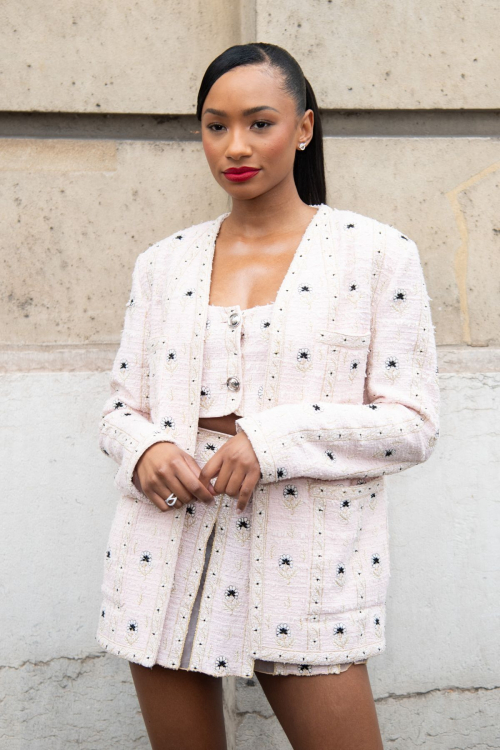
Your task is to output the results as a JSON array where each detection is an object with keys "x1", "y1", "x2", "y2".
[{"x1": 96, "y1": 202, "x2": 440, "y2": 669}]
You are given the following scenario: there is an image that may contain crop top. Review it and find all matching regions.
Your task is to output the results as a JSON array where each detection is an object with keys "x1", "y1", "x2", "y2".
[{"x1": 200, "y1": 302, "x2": 274, "y2": 418}]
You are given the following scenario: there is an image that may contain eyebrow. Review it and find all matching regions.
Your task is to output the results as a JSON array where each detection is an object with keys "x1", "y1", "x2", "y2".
[{"x1": 202, "y1": 105, "x2": 280, "y2": 118}]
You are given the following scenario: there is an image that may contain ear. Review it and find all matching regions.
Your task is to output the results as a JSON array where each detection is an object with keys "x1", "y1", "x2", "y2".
[{"x1": 298, "y1": 108, "x2": 314, "y2": 145}]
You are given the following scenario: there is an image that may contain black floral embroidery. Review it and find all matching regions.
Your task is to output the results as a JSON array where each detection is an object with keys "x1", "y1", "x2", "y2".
[
  {"x1": 214, "y1": 656, "x2": 228, "y2": 673},
  {"x1": 312, "y1": 403, "x2": 322, "y2": 412},
  {"x1": 297, "y1": 348, "x2": 312, "y2": 362},
  {"x1": 349, "y1": 358, "x2": 361, "y2": 373},
  {"x1": 297, "y1": 664, "x2": 312, "y2": 675},
  {"x1": 260, "y1": 318, "x2": 271, "y2": 330},
  {"x1": 166, "y1": 349, "x2": 177, "y2": 362},
  {"x1": 204, "y1": 441, "x2": 218, "y2": 453},
  {"x1": 325, "y1": 450, "x2": 337, "y2": 462},
  {"x1": 127, "y1": 619, "x2": 138, "y2": 633},
  {"x1": 235, "y1": 516, "x2": 251, "y2": 543},
  {"x1": 101, "y1": 447, "x2": 110, "y2": 456},
  {"x1": 349, "y1": 283, "x2": 357, "y2": 292},
  {"x1": 278, "y1": 554, "x2": 293, "y2": 569},
  {"x1": 276, "y1": 466, "x2": 289, "y2": 480},
  {"x1": 276, "y1": 622, "x2": 291, "y2": 637},
  {"x1": 346, "y1": 223, "x2": 355, "y2": 229},
  {"x1": 224, "y1": 586, "x2": 240, "y2": 612},
  {"x1": 332, "y1": 622, "x2": 348, "y2": 647},
  {"x1": 119, "y1": 360, "x2": 129, "y2": 371},
  {"x1": 385, "y1": 449, "x2": 394, "y2": 457},
  {"x1": 201, "y1": 386, "x2": 211, "y2": 397},
  {"x1": 161, "y1": 416, "x2": 175, "y2": 430},
  {"x1": 101, "y1": 607, "x2": 106, "y2": 618},
  {"x1": 298, "y1": 283, "x2": 312, "y2": 294},
  {"x1": 126, "y1": 297, "x2": 135, "y2": 307},
  {"x1": 400, "y1": 234, "x2": 409, "y2": 241},
  {"x1": 393, "y1": 288, "x2": 407, "y2": 302},
  {"x1": 367, "y1": 404, "x2": 378, "y2": 410},
  {"x1": 371, "y1": 553, "x2": 382, "y2": 577},
  {"x1": 186, "y1": 503, "x2": 196, "y2": 517},
  {"x1": 385, "y1": 356, "x2": 399, "y2": 371},
  {"x1": 175, "y1": 235, "x2": 183, "y2": 240},
  {"x1": 105, "y1": 549, "x2": 111, "y2": 559},
  {"x1": 384, "y1": 356, "x2": 400, "y2": 384},
  {"x1": 282, "y1": 484, "x2": 300, "y2": 512},
  {"x1": 224, "y1": 585, "x2": 239, "y2": 601},
  {"x1": 139, "y1": 551, "x2": 153, "y2": 576},
  {"x1": 335, "y1": 563, "x2": 346, "y2": 587},
  {"x1": 183, "y1": 288, "x2": 196, "y2": 298}
]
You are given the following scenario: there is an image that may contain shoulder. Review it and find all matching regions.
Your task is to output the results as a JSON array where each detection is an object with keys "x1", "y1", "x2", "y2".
[
  {"x1": 329, "y1": 205, "x2": 420, "y2": 265},
  {"x1": 330, "y1": 205, "x2": 413, "y2": 242},
  {"x1": 139, "y1": 215, "x2": 217, "y2": 265}
]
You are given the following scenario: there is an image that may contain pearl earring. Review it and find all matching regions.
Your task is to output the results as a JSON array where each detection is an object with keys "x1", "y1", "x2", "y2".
[{"x1": 298, "y1": 142, "x2": 306, "y2": 151}]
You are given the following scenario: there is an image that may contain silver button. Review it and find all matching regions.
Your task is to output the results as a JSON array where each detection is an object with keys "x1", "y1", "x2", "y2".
[
  {"x1": 226, "y1": 376, "x2": 240, "y2": 391},
  {"x1": 228, "y1": 312, "x2": 241, "y2": 327}
]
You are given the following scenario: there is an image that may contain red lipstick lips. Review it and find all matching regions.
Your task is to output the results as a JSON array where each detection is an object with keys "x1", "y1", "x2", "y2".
[{"x1": 223, "y1": 167, "x2": 261, "y2": 183}]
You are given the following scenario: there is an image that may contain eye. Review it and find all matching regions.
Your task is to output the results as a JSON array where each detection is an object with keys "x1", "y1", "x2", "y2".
[
  {"x1": 206, "y1": 120, "x2": 273, "y2": 133},
  {"x1": 252, "y1": 120, "x2": 272, "y2": 129}
]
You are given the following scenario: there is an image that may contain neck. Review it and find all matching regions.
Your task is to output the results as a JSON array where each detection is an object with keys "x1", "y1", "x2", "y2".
[{"x1": 224, "y1": 190, "x2": 319, "y2": 240}]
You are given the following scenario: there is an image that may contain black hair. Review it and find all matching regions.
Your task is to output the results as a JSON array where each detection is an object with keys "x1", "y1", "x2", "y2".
[{"x1": 196, "y1": 42, "x2": 326, "y2": 206}]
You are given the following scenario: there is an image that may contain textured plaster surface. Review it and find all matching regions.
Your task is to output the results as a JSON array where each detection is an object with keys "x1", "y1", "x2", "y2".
[
  {"x1": 1, "y1": 371, "x2": 498, "y2": 747},
  {"x1": 0, "y1": 0, "x2": 240, "y2": 114},
  {"x1": 1, "y1": 0, "x2": 499, "y2": 111},
  {"x1": 2, "y1": 138, "x2": 500, "y2": 347}
]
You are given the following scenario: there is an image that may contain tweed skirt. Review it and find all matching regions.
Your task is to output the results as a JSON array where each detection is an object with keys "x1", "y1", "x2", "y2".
[{"x1": 154, "y1": 427, "x2": 369, "y2": 677}]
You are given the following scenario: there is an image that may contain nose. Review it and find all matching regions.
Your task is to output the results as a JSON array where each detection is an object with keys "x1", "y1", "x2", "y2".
[{"x1": 224, "y1": 127, "x2": 252, "y2": 160}]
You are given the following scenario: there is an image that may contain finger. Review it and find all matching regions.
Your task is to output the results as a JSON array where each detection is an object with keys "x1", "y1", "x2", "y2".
[
  {"x1": 148, "y1": 488, "x2": 182, "y2": 512},
  {"x1": 183, "y1": 454, "x2": 217, "y2": 496},
  {"x1": 198, "y1": 451, "x2": 224, "y2": 490},
  {"x1": 175, "y1": 457, "x2": 219, "y2": 504},
  {"x1": 152, "y1": 473, "x2": 194, "y2": 506},
  {"x1": 236, "y1": 472, "x2": 260, "y2": 513},
  {"x1": 225, "y1": 467, "x2": 247, "y2": 500}
]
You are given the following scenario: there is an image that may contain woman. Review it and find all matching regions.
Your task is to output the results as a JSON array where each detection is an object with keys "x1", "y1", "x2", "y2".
[{"x1": 96, "y1": 43, "x2": 440, "y2": 749}]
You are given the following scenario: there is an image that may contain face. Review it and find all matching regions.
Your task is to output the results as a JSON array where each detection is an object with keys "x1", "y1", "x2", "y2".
[{"x1": 201, "y1": 64, "x2": 314, "y2": 200}]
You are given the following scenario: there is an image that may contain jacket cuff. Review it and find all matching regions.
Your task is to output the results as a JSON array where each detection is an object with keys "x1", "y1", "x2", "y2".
[
  {"x1": 116, "y1": 430, "x2": 178, "y2": 503},
  {"x1": 235, "y1": 416, "x2": 278, "y2": 484}
]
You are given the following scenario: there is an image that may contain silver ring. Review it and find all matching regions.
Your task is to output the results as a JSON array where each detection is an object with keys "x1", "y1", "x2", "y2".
[{"x1": 166, "y1": 493, "x2": 178, "y2": 507}]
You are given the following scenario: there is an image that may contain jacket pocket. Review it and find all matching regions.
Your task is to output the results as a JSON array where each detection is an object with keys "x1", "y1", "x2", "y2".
[
  {"x1": 307, "y1": 479, "x2": 382, "y2": 618},
  {"x1": 315, "y1": 330, "x2": 371, "y2": 393}
]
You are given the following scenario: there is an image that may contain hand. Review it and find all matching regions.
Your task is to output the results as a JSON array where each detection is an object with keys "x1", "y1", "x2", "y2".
[
  {"x1": 134, "y1": 441, "x2": 217, "y2": 512},
  {"x1": 197, "y1": 432, "x2": 261, "y2": 513}
]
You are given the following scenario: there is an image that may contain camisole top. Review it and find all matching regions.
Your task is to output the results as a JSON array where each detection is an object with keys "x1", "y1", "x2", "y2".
[{"x1": 200, "y1": 302, "x2": 275, "y2": 418}]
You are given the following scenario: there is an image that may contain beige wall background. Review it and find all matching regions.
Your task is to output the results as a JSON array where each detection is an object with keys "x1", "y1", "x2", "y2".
[{"x1": 1, "y1": 2, "x2": 498, "y2": 748}]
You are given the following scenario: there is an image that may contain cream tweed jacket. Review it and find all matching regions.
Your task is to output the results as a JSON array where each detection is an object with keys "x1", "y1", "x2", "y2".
[{"x1": 96, "y1": 202, "x2": 440, "y2": 670}]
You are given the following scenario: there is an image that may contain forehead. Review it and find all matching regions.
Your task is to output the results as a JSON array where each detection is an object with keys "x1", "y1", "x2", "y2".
[{"x1": 203, "y1": 65, "x2": 291, "y2": 113}]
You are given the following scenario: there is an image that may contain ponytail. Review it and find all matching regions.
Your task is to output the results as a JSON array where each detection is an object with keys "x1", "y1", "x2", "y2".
[{"x1": 293, "y1": 77, "x2": 326, "y2": 206}]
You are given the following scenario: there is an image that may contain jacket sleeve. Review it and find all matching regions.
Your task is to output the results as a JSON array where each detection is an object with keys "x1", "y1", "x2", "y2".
[
  {"x1": 234, "y1": 236, "x2": 440, "y2": 484},
  {"x1": 98, "y1": 248, "x2": 176, "y2": 502}
]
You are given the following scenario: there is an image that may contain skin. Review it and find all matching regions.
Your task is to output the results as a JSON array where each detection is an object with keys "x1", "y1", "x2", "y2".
[{"x1": 130, "y1": 63, "x2": 384, "y2": 750}]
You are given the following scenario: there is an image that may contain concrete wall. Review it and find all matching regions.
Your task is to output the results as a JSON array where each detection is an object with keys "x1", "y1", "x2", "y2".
[{"x1": 1, "y1": 1, "x2": 498, "y2": 747}]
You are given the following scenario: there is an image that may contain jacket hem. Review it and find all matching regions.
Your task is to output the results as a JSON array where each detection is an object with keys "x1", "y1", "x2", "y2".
[{"x1": 95, "y1": 631, "x2": 386, "y2": 678}]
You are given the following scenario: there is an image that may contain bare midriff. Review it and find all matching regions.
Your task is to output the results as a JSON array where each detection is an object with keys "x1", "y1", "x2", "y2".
[{"x1": 198, "y1": 413, "x2": 238, "y2": 436}]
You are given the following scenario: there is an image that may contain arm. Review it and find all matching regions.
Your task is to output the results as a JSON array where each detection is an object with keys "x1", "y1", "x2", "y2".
[
  {"x1": 235, "y1": 236, "x2": 440, "y2": 484},
  {"x1": 98, "y1": 248, "x2": 176, "y2": 501}
]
